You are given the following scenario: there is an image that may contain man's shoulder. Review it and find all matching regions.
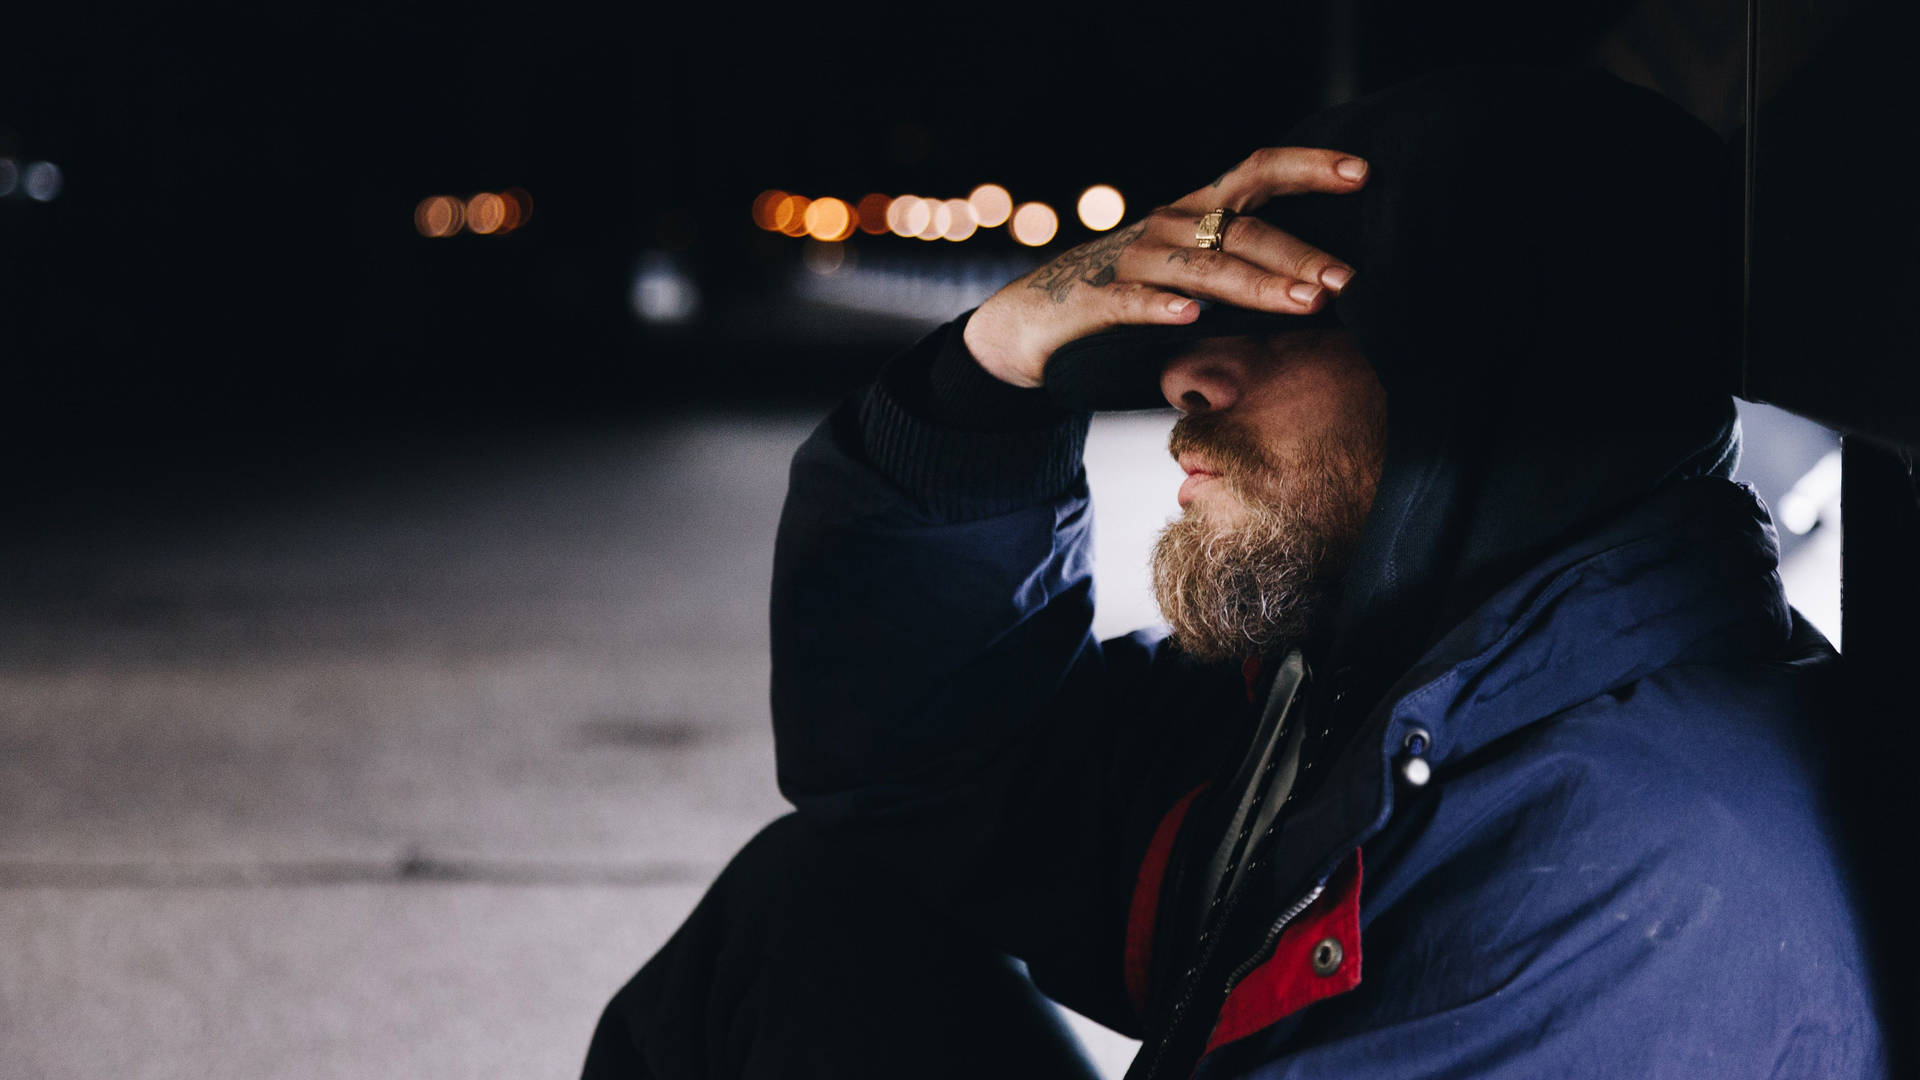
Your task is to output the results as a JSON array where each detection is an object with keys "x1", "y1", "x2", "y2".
[
  {"x1": 1371, "y1": 634, "x2": 1853, "y2": 950},
  {"x1": 1342, "y1": 644, "x2": 1873, "y2": 1060},
  {"x1": 1430, "y1": 633, "x2": 1840, "y2": 845}
]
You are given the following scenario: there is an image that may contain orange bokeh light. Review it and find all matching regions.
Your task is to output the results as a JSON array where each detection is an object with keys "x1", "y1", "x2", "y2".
[
  {"x1": 803, "y1": 197, "x2": 855, "y2": 241},
  {"x1": 774, "y1": 195, "x2": 812, "y2": 237},
  {"x1": 1010, "y1": 202, "x2": 1059, "y2": 247},
  {"x1": 855, "y1": 193, "x2": 892, "y2": 234},
  {"x1": 414, "y1": 195, "x2": 464, "y2": 238},
  {"x1": 497, "y1": 187, "x2": 532, "y2": 233},
  {"x1": 752, "y1": 189, "x2": 788, "y2": 231},
  {"x1": 466, "y1": 192, "x2": 507, "y2": 235}
]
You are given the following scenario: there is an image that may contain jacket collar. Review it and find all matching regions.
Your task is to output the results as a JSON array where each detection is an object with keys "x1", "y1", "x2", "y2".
[
  {"x1": 1242, "y1": 475, "x2": 1790, "y2": 978},
  {"x1": 1367, "y1": 475, "x2": 1788, "y2": 767}
]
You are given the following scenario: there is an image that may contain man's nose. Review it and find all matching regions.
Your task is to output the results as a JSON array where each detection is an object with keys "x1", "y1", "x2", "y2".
[{"x1": 1160, "y1": 349, "x2": 1245, "y2": 414}]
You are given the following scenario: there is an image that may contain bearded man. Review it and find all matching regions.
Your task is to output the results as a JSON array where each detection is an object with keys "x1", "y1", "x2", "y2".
[{"x1": 584, "y1": 68, "x2": 1884, "y2": 1079}]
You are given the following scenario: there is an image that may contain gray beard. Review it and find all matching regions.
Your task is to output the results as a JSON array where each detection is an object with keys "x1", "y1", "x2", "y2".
[{"x1": 1149, "y1": 436, "x2": 1375, "y2": 663}]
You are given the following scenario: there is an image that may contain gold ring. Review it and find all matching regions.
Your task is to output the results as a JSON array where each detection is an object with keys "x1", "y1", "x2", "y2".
[{"x1": 1195, "y1": 208, "x2": 1236, "y2": 251}]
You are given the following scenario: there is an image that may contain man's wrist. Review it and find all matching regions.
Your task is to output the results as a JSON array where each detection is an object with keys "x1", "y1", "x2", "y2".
[
  {"x1": 959, "y1": 302, "x2": 1042, "y2": 389},
  {"x1": 859, "y1": 313, "x2": 1091, "y2": 521},
  {"x1": 888, "y1": 309, "x2": 1072, "y2": 433}
]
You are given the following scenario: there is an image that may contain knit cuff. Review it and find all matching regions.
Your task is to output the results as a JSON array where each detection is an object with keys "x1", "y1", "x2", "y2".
[{"x1": 860, "y1": 315, "x2": 1091, "y2": 520}]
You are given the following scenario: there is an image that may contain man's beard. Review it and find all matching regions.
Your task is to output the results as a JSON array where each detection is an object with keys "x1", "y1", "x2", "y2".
[{"x1": 1150, "y1": 410, "x2": 1384, "y2": 663}]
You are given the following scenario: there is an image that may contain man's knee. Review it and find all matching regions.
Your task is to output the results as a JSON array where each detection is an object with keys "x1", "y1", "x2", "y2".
[
  {"x1": 583, "y1": 813, "x2": 1097, "y2": 1080},
  {"x1": 582, "y1": 814, "x2": 892, "y2": 1077}
]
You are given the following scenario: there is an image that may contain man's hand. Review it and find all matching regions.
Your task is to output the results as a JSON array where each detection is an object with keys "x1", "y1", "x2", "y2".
[{"x1": 962, "y1": 148, "x2": 1369, "y2": 388}]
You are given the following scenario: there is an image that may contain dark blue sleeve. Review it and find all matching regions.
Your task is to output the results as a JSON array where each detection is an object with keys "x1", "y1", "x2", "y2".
[{"x1": 768, "y1": 321, "x2": 1236, "y2": 1033}]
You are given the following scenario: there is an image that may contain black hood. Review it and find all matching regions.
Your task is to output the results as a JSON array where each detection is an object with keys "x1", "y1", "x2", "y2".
[{"x1": 1048, "y1": 67, "x2": 1743, "y2": 708}]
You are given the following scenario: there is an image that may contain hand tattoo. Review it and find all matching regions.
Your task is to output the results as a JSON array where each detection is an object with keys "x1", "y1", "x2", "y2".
[{"x1": 1026, "y1": 221, "x2": 1148, "y2": 304}]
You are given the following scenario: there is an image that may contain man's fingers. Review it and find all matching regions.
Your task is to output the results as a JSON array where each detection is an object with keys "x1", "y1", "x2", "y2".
[
  {"x1": 1140, "y1": 208, "x2": 1355, "y2": 294},
  {"x1": 1097, "y1": 282, "x2": 1206, "y2": 326},
  {"x1": 1172, "y1": 147, "x2": 1368, "y2": 213},
  {"x1": 1209, "y1": 214, "x2": 1354, "y2": 291},
  {"x1": 1119, "y1": 244, "x2": 1326, "y2": 315}
]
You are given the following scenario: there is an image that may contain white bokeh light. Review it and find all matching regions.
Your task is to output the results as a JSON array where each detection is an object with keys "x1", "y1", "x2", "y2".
[
  {"x1": 23, "y1": 161, "x2": 62, "y2": 202},
  {"x1": 1077, "y1": 184, "x2": 1125, "y2": 231},
  {"x1": 1010, "y1": 202, "x2": 1059, "y2": 246},
  {"x1": 631, "y1": 252, "x2": 700, "y2": 324},
  {"x1": 967, "y1": 183, "x2": 1012, "y2": 228}
]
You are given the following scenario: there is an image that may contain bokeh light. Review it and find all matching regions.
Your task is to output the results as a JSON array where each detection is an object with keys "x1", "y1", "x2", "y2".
[
  {"x1": 804, "y1": 240, "x2": 854, "y2": 275},
  {"x1": 803, "y1": 196, "x2": 855, "y2": 242},
  {"x1": 856, "y1": 193, "x2": 892, "y2": 235},
  {"x1": 23, "y1": 161, "x2": 62, "y2": 202},
  {"x1": 500, "y1": 187, "x2": 532, "y2": 232},
  {"x1": 414, "y1": 195, "x2": 465, "y2": 238},
  {"x1": 774, "y1": 195, "x2": 812, "y2": 237},
  {"x1": 886, "y1": 195, "x2": 917, "y2": 236},
  {"x1": 466, "y1": 192, "x2": 507, "y2": 234},
  {"x1": 631, "y1": 252, "x2": 700, "y2": 324},
  {"x1": 752, "y1": 189, "x2": 788, "y2": 231},
  {"x1": 896, "y1": 197, "x2": 932, "y2": 238},
  {"x1": 0, "y1": 159, "x2": 18, "y2": 198},
  {"x1": 941, "y1": 198, "x2": 976, "y2": 241},
  {"x1": 919, "y1": 200, "x2": 950, "y2": 241},
  {"x1": 968, "y1": 183, "x2": 1012, "y2": 228},
  {"x1": 1010, "y1": 202, "x2": 1059, "y2": 246},
  {"x1": 1077, "y1": 184, "x2": 1125, "y2": 231}
]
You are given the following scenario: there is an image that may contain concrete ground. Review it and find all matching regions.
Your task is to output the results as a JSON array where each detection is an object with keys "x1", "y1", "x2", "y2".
[
  {"x1": 0, "y1": 411, "x2": 1181, "y2": 1080},
  {"x1": 0, "y1": 405, "x2": 1835, "y2": 1079}
]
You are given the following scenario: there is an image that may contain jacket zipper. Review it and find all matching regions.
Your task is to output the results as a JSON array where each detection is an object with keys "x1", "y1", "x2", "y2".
[
  {"x1": 1135, "y1": 659, "x2": 1336, "y2": 1080},
  {"x1": 1222, "y1": 879, "x2": 1326, "y2": 991},
  {"x1": 1135, "y1": 874, "x2": 1329, "y2": 1080}
]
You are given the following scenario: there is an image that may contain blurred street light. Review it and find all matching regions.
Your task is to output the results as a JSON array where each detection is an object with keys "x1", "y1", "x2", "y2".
[
  {"x1": 1077, "y1": 184, "x2": 1124, "y2": 230},
  {"x1": 940, "y1": 198, "x2": 976, "y2": 241},
  {"x1": 1010, "y1": 202, "x2": 1059, "y2": 246},
  {"x1": 968, "y1": 183, "x2": 1012, "y2": 228},
  {"x1": 415, "y1": 195, "x2": 465, "y2": 237},
  {"x1": 23, "y1": 161, "x2": 62, "y2": 201},
  {"x1": 631, "y1": 252, "x2": 700, "y2": 324},
  {"x1": 855, "y1": 193, "x2": 892, "y2": 235}
]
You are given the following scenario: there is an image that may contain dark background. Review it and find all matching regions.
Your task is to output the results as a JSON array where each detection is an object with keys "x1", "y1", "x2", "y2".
[
  {"x1": 0, "y1": 3, "x2": 1325, "y2": 436},
  {"x1": 8, "y1": 0, "x2": 1842, "y2": 452},
  {"x1": 6, "y1": 0, "x2": 1911, "y2": 450}
]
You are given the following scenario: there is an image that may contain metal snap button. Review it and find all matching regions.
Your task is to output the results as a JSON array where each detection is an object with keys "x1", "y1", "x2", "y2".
[
  {"x1": 1399, "y1": 727, "x2": 1433, "y2": 787},
  {"x1": 1311, "y1": 937, "x2": 1344, "y2": 976}
]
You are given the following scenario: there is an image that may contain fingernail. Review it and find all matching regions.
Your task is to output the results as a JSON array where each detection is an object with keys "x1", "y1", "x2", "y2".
[
  {"x1": 1288, "y1": 282, "x2": 1322, "y2": 304},
  {"x1": 1168, "y1": 297, "x2": 1193, "y2": 315},
  {"x1": 1336, "y1": 157, "x2": 1368, "y2": 181},
  {"x1": 1320, "y1": 265, "x2": 1353, "y2": 291}
]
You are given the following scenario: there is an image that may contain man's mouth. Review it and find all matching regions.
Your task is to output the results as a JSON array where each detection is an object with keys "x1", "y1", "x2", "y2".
[
  {"x1": 1177, "y1": 453, "x2": 1218, "y2": 477},
  {"x1": 1176, "y1": 456, "x2": 1222, "y2": 508}
]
